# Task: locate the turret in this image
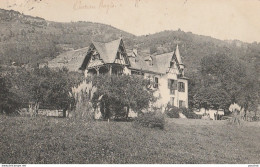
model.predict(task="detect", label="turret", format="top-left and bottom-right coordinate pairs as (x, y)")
top-left (175, 44), bottom-right (185, 76)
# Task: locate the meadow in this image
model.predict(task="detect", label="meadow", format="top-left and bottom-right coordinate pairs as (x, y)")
top-left (0, 116), bottom-right (260, 164)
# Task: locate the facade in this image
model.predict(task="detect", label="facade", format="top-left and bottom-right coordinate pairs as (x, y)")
top-left (79, 38), bottom-right (188, 108)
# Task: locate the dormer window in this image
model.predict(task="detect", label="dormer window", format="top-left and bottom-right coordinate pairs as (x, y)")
top-left (179, 69), bottom-right (184, 77)
top-left (148, 59), bottom-right (152, 66)
top-left (170, 61), bottom-right (174, 68)
top-left (145, 57), bottom-right (153, 66)
top-left (116, 52), bottom-right (122, 60)
top-left (92, 51), bottom-right (99, 60)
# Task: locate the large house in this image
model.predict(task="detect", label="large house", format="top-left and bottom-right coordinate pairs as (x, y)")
top-left (79, 38), bottom-right (188, 108)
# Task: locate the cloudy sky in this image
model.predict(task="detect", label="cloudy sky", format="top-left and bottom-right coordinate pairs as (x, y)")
top-left (1, 0), bottom-right (260, 43)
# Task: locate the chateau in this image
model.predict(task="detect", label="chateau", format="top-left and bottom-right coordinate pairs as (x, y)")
top-left (79, 39), bottom-right (188, 108)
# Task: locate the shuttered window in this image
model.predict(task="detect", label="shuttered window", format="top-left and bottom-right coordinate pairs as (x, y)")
top-left (153, 77), bottom-right (159, 88)
top-left (168, 79), bottom-right (177, 90)
top-left (178, 82), bottom-right (185, 92)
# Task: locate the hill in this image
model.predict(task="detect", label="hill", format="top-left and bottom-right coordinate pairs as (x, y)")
top-left (0, 8), bottom-right (259, 77)
top-left (135, 30), bottom-right (260, 75)
top-left (0, 8), bottom-right (135, 66)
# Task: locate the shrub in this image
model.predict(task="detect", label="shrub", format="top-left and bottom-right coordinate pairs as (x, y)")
top-left (252, 116), bottom-right (259, 122)
top-left (180, 107), bottom-right (201, 119)
top-left (134, 112), bottom-right (165, 130)
top-left (0, 76), bottom-right (21, 115)
top-left (165, 105), bottom-right (180, 118)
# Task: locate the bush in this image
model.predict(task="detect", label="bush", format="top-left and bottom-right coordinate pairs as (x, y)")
top-left (134, 112), bottom-right (165, 130)
top-left (0, 76), bottom-right (21, 115)
top-left (165, 105), bottom-right (180, 118)
top-left (251, 116), bottom-right (259, 122)
top-left (180, 107), bottom-right (201, 119)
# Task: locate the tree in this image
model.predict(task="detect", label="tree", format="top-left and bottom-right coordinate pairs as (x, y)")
top-left (8, 66), bottom-right (83, 115)
top-left (191, 53), bottom-right (259, 114)
top-left (0, 76), bottom-right (20, 114)
top-left (193, 86), bottom-right (231, 110)
top-left (91, 74), bottom-right (156, 120)
top-left (30, 67), bottom-right (82, 112)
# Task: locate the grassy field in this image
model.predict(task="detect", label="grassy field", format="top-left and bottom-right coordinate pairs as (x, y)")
top-left (0, 116), bottom-right (260, 164)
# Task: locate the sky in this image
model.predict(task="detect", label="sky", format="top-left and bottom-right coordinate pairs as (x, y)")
top-left (0, 0), bottom-right (260, 43)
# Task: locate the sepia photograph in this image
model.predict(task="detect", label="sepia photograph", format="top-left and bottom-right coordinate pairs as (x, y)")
top-left (0, 0), bottom-right (259, 165)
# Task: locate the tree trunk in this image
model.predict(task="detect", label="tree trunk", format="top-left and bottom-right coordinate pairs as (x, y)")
top-left (63, 109), bottom-right (66, 117)
top-left (126, 106), bottom-right (130, 120)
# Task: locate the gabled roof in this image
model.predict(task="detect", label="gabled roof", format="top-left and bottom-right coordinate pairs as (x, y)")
top-left (128, 53), bottom-right (151, 72)
top-left (80, 39), bottom-right (184, 75)
top-left (92, 39), bottom-right (122, 63)
top-left (129, 51), bottom-right (174, 74)
top-left (48, 47), bottom-right (88, 71)
top-left (151, 52), bottom-right (174, 73)
top-left (129, 44), bottom-right (184, 75)
top-left (79, 39), bottom-right (125, 70)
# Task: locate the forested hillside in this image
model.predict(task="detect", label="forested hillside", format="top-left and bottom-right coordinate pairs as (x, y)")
top-left (0, 8), bottom-right (259, 77)
top-left (135, 30), bottom-right (260, 75)
top-left (0, 9), bottom-right (134, 66)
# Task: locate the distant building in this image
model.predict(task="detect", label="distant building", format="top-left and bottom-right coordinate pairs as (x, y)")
top-left (79, 39), bottom-right (188, 108)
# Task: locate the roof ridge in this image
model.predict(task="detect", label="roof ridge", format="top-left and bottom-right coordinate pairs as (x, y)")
top-left (153, 51), bottom-right (174, 56)
top-left (92, 38), bottom-right (121, 44)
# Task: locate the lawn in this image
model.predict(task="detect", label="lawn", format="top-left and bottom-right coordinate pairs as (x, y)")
top-left (0, 116), bottom-right (260, 164)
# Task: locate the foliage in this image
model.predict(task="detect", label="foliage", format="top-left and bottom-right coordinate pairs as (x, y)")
top-left (193, 86), bottom-right (231, 110)
top-left (179, 107), bottom-right (201, 119)
top-left (91, 74), bottom-right (156, 119)
top-left (134, 112), bottom-right (165, 129)
top-left (227, 110), bottom-right (243, 126)
top-left (190, 54), bottom-right (259, 114)
top-left (7, 66), bottom-right (83, 111)
top-left (164, 103), bottom-right (180, 118)
top-left (71, 81), bottom-right (97, 120)
top-left (0, 75), bottom-right (21, 114)
top-left (164, 103), bottom-right (201, 119)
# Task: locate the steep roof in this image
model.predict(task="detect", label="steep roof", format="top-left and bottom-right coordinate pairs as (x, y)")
top-left (79, 39), bottom-right (123, 70)
top-left (92, 39), bottom-right (122, 63)
top-left (175, 44), bottom-right (183, 65)
top-left (79, 39), bottom-right (184, 75)
top-left (129, 51), bottom-right (174, 74)
top-left (48, 47), bottom-right (88, 71)
top-left (128, 53), bottom-right (150, 72)
top-left (152, 52), bottom-right (174, 73)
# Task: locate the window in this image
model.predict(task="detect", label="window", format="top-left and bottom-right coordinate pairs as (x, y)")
top-left (170, 61), bottom-right (174, 68)
top-left (145, 59), bottom-right (153, 66)
top-left (149, 59), bottom-right (153, 66)
top-left (168, 79), bottom-right (177, 90)
top-left (147, 75), bottom-right (152, 84)
top-left (179, 100), bottom-right (185, 108)
top-left (153, 77), bottom-right (159, 88)
top-left (116, 52), bottom-right (122, 60)
top-left (170, 89), bottom-right (175, 95)
top-left (178, 82), bottom-right (185, 92)
top-left (92, 52), bottom-right (99, 60)
top-left (179, 69), bottom-right (184, 77)
top-left (170, 97), bottom-right (175, 106)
